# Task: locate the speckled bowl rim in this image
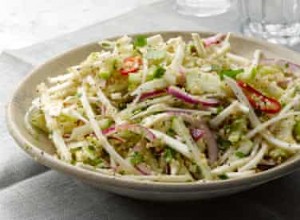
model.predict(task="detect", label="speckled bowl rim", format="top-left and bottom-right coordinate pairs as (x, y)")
top-left (6, 31), bottom-right (300, 193)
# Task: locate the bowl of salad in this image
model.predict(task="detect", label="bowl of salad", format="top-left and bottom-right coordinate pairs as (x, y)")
top-left (7, 31), bottom-right (300, 200)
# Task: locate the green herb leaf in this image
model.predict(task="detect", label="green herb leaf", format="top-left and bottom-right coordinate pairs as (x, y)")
top-left (166, 128), bottom-right (176, 137)
top-left (219, 69), bottom-right (244, 80)
top-left (235, 151), bottom-right (246, 158)
top-left (189, 44), bottom-right (197, 53)
top-left (217, 137), bottom-right (231, 150)
top-left (164, 148), bottom-right (175, 163)
top-left (218, 174), bottom-right (229, 180)
top-left (134, 35), bottom-right (147, 47)
top-left (249, 67), bottom-right (258, 79)
top-left (99, 41), bottom-right (113, 49)
top-left (88, 158), bottom-right (103, 166)
top-left (130, 152), bottom-right (144, 165)
top-left (153, 66), bottom-right (166, 78)
top-left (284, 62), bottom-right (289, 68)
top-left (216, 106), bottom-right (224, 114)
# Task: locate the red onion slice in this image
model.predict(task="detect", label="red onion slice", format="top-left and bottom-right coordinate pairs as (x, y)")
top-left (199, 123), bottom-right (218, 164)
top-left (167, 86), bottom-right (219, 106)
top-left (102, 124), bottom-right (156, 141)
top-left (132, 143), bottom-right (152, 175)
top-left (102, 126), bottom-right (115, 135)
top-left (136, 163), bottom-right (152, 175)
top-left (190, 128), bottom-right (205, 141)
top-left (203, 34), bottom-right (226, 47)
top-left (109, 135), bottom-right (126, 143)
top-left (179, 115), bottom-right (218, 163)
top-left (139, 89), bottom-right (166, 101)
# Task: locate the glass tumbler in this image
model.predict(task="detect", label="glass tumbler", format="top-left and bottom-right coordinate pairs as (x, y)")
top-left (176, 0), bottom-right (231, 17)
top-left (240, 0), bottom-right (300, 46)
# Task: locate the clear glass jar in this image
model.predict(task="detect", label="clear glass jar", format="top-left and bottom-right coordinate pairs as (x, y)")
top-left (240, 0), bottom-right (300, 46)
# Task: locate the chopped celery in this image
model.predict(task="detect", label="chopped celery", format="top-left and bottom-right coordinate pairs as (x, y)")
top-left (57, 114), bottom-right (78, 134)
top-left (128, 72), bottom-right (142, 84)
top-left (83, 146), bottom-right (98, 160)
top-left (228, 132), bottom-right (241, 143)
top-left (275, 116), bottom-right (295, 143)
top-left (99, 118), bottom-right (113, 130)
top-left (227, 117), bottom-right (247, 143)
top-left (258, 65), bottom-right (280, 75)
top-left (269, 148), bottom-right (289, 162)
top-left (128, 72), bottom-right (142, 91)
top-left (237, 139), bottom-right (253, 155)
top-left (30, 110), bottom-right (48, 133)
top-left (133, 35), bottom-right (147, 47)
top-left (98, 71), bottom-right (111, 80)
top-left (186, 69), bottom-right (222, 95)
top-left (250, 66), bottom-right (258, 80)
top-left (146, 49), bottom-right (166, 60)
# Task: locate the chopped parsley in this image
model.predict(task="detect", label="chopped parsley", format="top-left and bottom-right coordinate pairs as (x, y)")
top-left (153, 66), bottom-right (166, 78)
top-left (130, 152), bottom-right (144, 165)
top-left (133, 35), bottom-right (147, 48)
top-left (250, 67), bottom-right (258, 79)
top-left (284, 62), bottom-right (289, 68)
top-left (164, 148), bottom-right (175, 163)
top-left (235, 151), bottom-right (246, 158)
top-left (218, 174), bottom-right (229, 180)
top-left (217, 137), bottom-right (231, 150)
top-left (216, 105), bottom-right (224, 114)
top-left (219, 69), bottom-right (244, 80)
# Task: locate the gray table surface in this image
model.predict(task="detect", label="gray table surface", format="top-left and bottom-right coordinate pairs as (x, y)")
top-left (1, 1), bottom-right (300, 219)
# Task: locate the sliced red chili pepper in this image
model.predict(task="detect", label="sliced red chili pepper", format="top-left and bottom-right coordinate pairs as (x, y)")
top-left (237, 80), bottom-right (281, 114)
top-left (119, 56), bottom-right (142, 76)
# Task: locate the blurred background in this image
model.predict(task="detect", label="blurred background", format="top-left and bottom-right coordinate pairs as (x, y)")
top-left (0, 0), bottom-right (159, 52)
top-left (1, 0), bottom-right (299, 54)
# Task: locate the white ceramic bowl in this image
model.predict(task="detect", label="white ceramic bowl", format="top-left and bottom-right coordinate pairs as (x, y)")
top-left (6, 31), bottom-right (300, 201)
